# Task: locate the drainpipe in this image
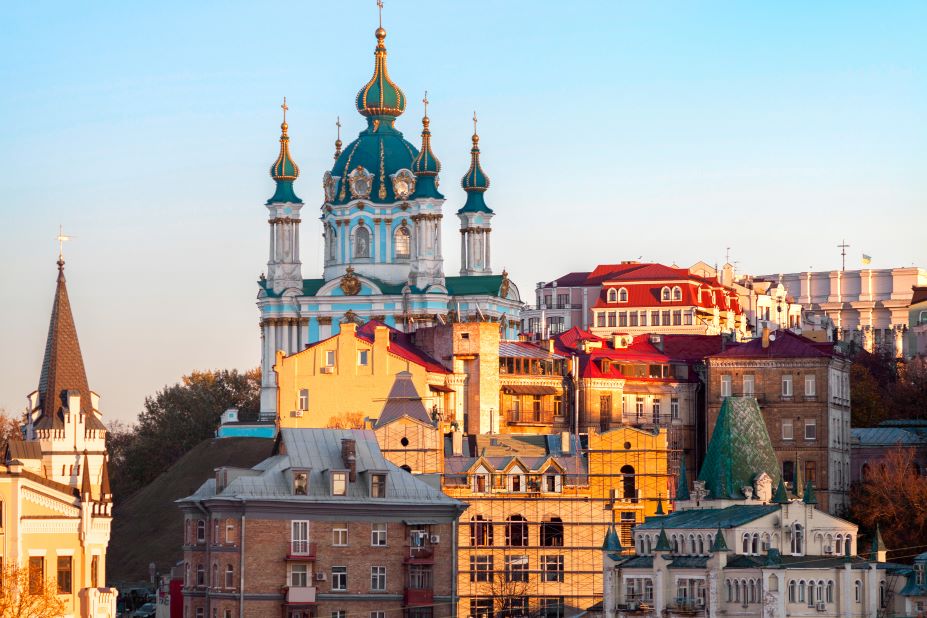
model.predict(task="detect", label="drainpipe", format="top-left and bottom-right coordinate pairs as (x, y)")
top-left (451, 516), bottom-right (458, 617)
top-left (194, 501), bottom-right (211, 617)
top-left (239, 501), bottom-right (246, 618)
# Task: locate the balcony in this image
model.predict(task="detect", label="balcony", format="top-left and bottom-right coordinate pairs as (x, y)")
top-left (285, 586), bottom-right (317, 604)
top-left (287, 541), bottom-right (317, 560)
top-left (404, 546), bottom-right (435, 564)
top-left (506, 409), bottom-right (555, 426)
top-left (668, 598), bottom-right (705, 615)
top-left (403, 588), bottom-right (434, 607)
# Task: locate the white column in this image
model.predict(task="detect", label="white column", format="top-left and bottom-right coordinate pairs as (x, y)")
top-left (373, 219), bottom-right (380, 263)
top-left (484, 230), bottom-right (491, 272)
top-left (268, 224), bottom-right (274, 263)
top-left (293, 220), bottom-right (300, 264)
top-left (460, 231), bottom-right (467, 273)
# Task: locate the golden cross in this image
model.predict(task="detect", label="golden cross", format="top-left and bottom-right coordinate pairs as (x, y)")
top-left (377, 0), bottom-right (383, 28)
top-left (336, 116), bottom-right (341, 140)
top-left (56, 225), bottom-right (72, 260)
top-left (281, 96), bottom-right (288, 123)
top-left (473, 110), bottom-right (478, 135)
top-left (423, 91), bottom-right (428, 117)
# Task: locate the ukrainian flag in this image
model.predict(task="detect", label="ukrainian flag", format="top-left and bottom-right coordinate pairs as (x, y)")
top-left (862, 254), bottom-right (872, 265)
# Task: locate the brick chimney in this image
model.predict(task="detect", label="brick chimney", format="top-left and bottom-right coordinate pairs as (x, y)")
top-left (762, 327), bottom-right (770, 349)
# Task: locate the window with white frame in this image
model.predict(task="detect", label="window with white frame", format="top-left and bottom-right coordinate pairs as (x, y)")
top-left (332, 471), bottom-right (347, 496)
top-left (721, 375), bottom-right (732, 398)
top-left (619, 288), bottom-right (628, 302)
top-left (805, 420), bottom-right (816, 441)
top-left (331, 566), bottom-right (347, 591)
top-left (805, 374), bottom-right (816, 397)
top-left (635, 397), bottom-right (644, 417)
top-left (743, 374), bottom-right (755, 395)
top-left (671, 397), bottom-right (680, 419)
top-left (672, 286), bottom-right (682, 301)
top-left (332, 523), bottom-right (348, 546)
top-left (782, 374), bottom-right (793, 397)
top-left (370, 566), bottom-right (386, 591)
top-left (607, 288), bottom-right (618, 303)
top-left (298, 389), bottom-right (309, 411)
top-left (291, 520), bottom-right (309, 554)
top-left (289, 563), bottom-right (309, 587)
top-left (371, 613), bottom-right (386, 618)
top-left (370, 473), bottom-right (387, 498)
top-left (325, 350), bottom-right (336, 367)
top-left (371, 523), bottom-right (387, 546)
top-left (661, 287), bottom-right (671, 301)
top-left (782, 420), bottom-right (793, 441)
top-left (541, 555), bottom-right (564, 582)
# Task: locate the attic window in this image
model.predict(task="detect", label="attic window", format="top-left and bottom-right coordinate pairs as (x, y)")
top-left (371, 473), bottom-right (387, 498)
top-left (293, 472), bottom-right (308, 495)
top-left (332, 471), bottom-right (347, 496)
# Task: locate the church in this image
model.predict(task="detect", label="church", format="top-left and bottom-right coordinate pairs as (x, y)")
top-left (256, 19), bottom-right (523, 418)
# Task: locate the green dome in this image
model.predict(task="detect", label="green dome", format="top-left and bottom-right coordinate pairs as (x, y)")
top-left (330, 120), bottom-right (420, 204)
top-left (458, 132), bottom-right (493, 214)
top-left (268, 120), bottom-right (302, 204)
top-left (411, 113), bottom-right (443, 199)
top-left (355, 28), bottom-right (406, 119)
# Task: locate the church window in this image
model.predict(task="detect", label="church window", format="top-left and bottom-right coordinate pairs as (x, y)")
top-left (607, 288), bottom-right (617, 303)
top-left (353, 225), bottom-right (370, 259)
top-left (791, 523), bottom-right (804, 555)
top-left (327, 225), bottom-right (338, 261)
top-left (394, 226), bottom-right (410, 259)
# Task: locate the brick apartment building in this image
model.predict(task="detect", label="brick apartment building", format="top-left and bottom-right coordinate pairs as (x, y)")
top-left (177, 428), bottom-right (465, 618)
top-left (704, 330), bottom-right (851, 514)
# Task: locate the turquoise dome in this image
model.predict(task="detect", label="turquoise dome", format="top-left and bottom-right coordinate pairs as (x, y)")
top-left (330, 121), bottom-right (419, 204)
top-left (268, 120), bottom-right (302, 204)
top-left (458, 132), bottom-right (492, 214)
top-left (355, 28), bottom-right (406, 119)
top-left (411, 113), bottom-right (443, 199)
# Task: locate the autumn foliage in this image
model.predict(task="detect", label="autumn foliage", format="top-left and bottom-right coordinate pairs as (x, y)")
top-left (0, 562), bottom-right (66, 618)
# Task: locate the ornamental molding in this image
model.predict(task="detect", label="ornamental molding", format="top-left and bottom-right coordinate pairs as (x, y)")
top-left (499, 377), bottom-right (565, 388)
top-left (20, 518), bottom-right (80, 535)
top-left (583, 378), bottom-right (627, 390)
top-left (708, 359), bottom-right (829, 369)
top-left (22, 488), bottom-right (80, 517)
top-left (348, 166), bottom-right (373, 200)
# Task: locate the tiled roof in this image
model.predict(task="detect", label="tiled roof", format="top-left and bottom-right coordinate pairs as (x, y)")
top-left (355, 321), bottom-right (450, 374)
top-left (636, 505), bottom-right (779, 530)
top-left (710, 330), bottom-right (832, 360)
top-left (661, 335), bottom-right (733, 362)
top-left (6, 440), bottom-right (42, 461)
top-left (373, 372), bottom-right (434, 429)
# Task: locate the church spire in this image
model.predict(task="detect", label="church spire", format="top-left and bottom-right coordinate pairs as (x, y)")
top-left (355, 23), bottom-right (406, 122)
top-left (37, 255), bottom-right (92, 423)
top-left (81, 451), bottom-right (92, 499)
top-left (268, 97), bottom-right (302, 204)
top-left (458, 112), bottom-right (493, 214)
top-left (411, 92), bottom-right (443, 199)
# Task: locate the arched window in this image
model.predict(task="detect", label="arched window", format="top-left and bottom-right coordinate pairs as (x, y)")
top-left (620, 465), bottom-right (636, 499)
top-left (743, 533), bottom-right (751, 554)
top-left (845, 535), bottom-right (852, 556)
top-left (394, 226), bottom-right (410, 259)
top-left (689, 534), bottom-right (696, 555)
top-left (505, 515), bottom-right (528, 547)
top-left (185, 562), bottom-right (191, 587)
top-left (607, 288), bottom-right (618, 303)
top-left (854, 580), bottom-right (862, 603)
top-left (196, 520), bottom-right (206, 543)
top-left (673, 535), bottom-right (681, 554)
top-left (861, 462), bottom-right (871, 479)
top-left (661, 287), bottom-right (671, 301)
top-left (353, 225), bottom-right (370, 258)
top-left (752, 533), bottom-right (759, 555)
top-left (672, 286), bottom-right (682, 301)
top-left (327, 225), bottom-right (338, 261)
top-left (196, 564), bottom-right (205, 587)
top-left (798, 580), bottom-right (805, 603)
top-left (213, 519), bottom-right (219, 544)
top-left (646, 536), bottom-right (653, 555)
top-left (697, 535), bottom-right (704, 555)
top-left (750, 580), bottom-right (758, 603)
top-left (211, 563), bottom-right (218, 587)
top-left (726, 579), bottom-right (733, 602)
top-left (826, 580), bottom-right (834, 603)
top-left (470, 515), bottom-right (493, 546)
top-left (791, 523), bottom-right (804, 555)
top-left (879, 581), bottom-right (886, 608)
top-left (540, 517), bottom-right (564, 547)
top-left (833, 534), bottom-right (841, 554)
top-left (619, 288), bottom-right (628, 302)
top-left (225, 564), bottom-right (234, 589)
top-left (788, 580), bottom-right (796, 603)
top-left (807, 581), bottom-right (815, 607)
top-left (734, 580), bottom-right (740, 603)
top-left (762, 533), bottom-right (771, 551)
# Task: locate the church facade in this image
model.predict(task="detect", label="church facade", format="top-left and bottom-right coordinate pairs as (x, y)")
top-left (257, 23), bottom-right (523, 419)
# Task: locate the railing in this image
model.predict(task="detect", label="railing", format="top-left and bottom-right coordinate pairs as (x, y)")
top-left (288, 541), bottom-right (317, 558)
top-left (79, 587), bottom-right (118, 616)
top-left (532, 303), bottom-right (583, 311)
top-left (403, 588), bottom-right (434, 606)
top-left (405, 546), bottom-right (435, 562)
top-left (285, 586), bottom-right (317, 604)
top-left (669, 597), bottom-right (705, 613)
top-left (506, 409), bottom-right (555, 425)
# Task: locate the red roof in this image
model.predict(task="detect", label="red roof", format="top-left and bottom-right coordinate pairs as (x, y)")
top-left (355, 321), bottom-right (451, 374)
top-left (709, 330), bottom-right (831, 360)
top-left (590, 264), bottom-right (742, 313)
top-left (543, 271), bottom-right (591, 288)
top-left (661, 334), bottom-right (734, 361)
top-left (912, 286), bottom-right (927, 305)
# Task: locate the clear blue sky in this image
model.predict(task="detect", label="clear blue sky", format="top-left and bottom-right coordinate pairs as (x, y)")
top-left (1, 1), bottom-right (924, 424)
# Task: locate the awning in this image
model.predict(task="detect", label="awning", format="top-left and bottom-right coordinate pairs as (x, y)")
top-left (428, 384), bottom-right (455, 393)
top-left (501, 385), bottom-right (560, 396)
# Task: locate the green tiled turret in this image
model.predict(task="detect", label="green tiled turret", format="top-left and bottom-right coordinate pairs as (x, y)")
top-left (411, 99), bottom-right (443, 199)
top-left (458, 114), bottom-right (493, 214)
top-left (772, 478), bottom-right (790, 504)
top-left (698, 397), bottom-right (781, 500)
top-left (802, 479), bottom-right (817, 504)
top-left (602, 524), bottom-right (622, 552)
top-left (710, 526), bottom-right (730, 553)
top-left (676, 456), bottom-right (690, 501)
top-left (654, 524), bottom-right (671, 552)
top-left (268, 104), bottom-right (302, 205)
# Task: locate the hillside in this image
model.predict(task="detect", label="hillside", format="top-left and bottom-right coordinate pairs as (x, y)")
top-left (107, 436), bottom-right (274, 585)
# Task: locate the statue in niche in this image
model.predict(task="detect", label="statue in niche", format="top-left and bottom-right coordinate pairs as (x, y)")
top-left (354, 226), bottom-right (370, 259)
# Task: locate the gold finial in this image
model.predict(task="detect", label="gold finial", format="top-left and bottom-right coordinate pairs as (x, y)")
top-left (334, 116), bottom-right (343, 159)
top-left (280, 96), bottom-right (289, 133)
top-left (423, 91), bottom-right (429, 118)
top-left (56, 225), bottom-right (72, 266)
top-left (472, 111), bottom-right (479, 145)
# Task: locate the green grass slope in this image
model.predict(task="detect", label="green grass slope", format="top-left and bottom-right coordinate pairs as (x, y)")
top-left (107, 437), bottom-right (274, 585)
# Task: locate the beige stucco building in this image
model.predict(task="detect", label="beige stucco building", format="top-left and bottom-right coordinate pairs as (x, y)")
top-left (3, 259), bottom-right (116, 617)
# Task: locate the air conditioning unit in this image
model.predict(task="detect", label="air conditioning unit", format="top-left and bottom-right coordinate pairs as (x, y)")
top-left (824, 545), bottom-right (833, 554)
top-left (315, 572), bottom-right (326, 581)
top-left (320, 366), bottom-right (335, 374)
top-left (430, 534), bottom-right (440, 544)
top-left (816, 602), bottom-right (826, 612)
top-left (291, 410), bottom-right (303, 418)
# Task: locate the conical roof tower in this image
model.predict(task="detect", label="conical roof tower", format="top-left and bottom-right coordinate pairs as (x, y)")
top-left (698, 397), bottom-right (781, 500)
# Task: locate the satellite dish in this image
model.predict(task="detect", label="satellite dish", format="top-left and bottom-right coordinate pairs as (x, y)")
top-left (769, 334), bottom-right (777, 341)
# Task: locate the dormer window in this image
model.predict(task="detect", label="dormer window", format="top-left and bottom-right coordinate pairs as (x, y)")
top-left (618, 288), bottom-right (628, 302)
top-left (332, 471), bottom-right (347, 496)
top-left (607, 288), bottom-right (618, 303)
top-left (672, 286), bottom-right (682, 301)
top-left (545, 473), bottom-right (560, 493)
top-left (293, 471), bottom-right (308, 495)
top-left (371, 473), bottom-right (387, 498)
top-left (472, 472), bottom-right (489, 493)
top-left (661, 287), bottom-right (671, 301)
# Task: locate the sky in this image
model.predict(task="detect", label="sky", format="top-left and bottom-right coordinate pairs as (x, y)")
top-left (0, 1), bottom-right (924, 424)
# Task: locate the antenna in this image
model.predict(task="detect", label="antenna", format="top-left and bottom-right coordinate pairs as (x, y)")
top-left (837, 240), bottom-right (849, 272)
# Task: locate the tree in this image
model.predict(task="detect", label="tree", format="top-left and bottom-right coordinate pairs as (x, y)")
top-left (107, 368), bottom-right (260, 502)
top-left (0, 561), bottom-right (67, 618)
top-left (849, 447), bottom-right (927, 557)
top-left (0, 408), bottom-right (24, 456)
top-left (480, 570), bottom-right (536, 617)
top-left (325, 412), bottom-right (366, 429)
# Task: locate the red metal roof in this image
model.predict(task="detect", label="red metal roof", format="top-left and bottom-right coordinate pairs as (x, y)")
top-left (355, 321), bottom-right (451, 374)
top-left (543, 271), bottom-right (591, 288)
top-left (912, 286), bottom-right (927, 306)
top-left (710, 330), bottom-right (831, 360)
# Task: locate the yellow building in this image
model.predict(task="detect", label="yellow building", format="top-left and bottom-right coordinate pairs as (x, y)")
top-left (3, 259), bottom-right (116, 617)
top-left (274, 320), bottom-right (456, 428)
